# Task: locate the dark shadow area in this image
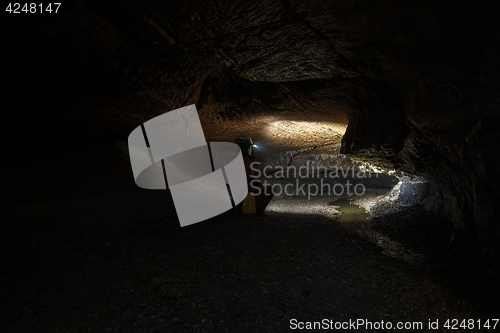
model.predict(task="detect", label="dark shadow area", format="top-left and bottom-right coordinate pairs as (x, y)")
top-left (371, 205), bottom-right (500, 316)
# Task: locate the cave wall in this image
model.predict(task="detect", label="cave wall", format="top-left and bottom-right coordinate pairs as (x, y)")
top-left (2, 0), bottom-right (499, 253)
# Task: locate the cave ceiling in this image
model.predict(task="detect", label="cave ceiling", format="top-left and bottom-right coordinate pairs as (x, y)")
top-left (2, 0), bottom-right (498, 161)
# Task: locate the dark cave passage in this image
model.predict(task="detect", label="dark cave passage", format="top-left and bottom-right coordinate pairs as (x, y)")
top-left (2, 0), bottom-right (500, 332)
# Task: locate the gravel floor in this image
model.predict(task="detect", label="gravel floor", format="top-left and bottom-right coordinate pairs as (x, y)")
top-left (1, 142), bottom-right (498, 332)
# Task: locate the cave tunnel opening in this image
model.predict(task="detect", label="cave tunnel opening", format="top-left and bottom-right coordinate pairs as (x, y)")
top-left (2, 0), bottom-right (500, 331)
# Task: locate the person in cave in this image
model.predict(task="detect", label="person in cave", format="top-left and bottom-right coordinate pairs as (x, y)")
top-left (235, 135), bottom-right (274, 216)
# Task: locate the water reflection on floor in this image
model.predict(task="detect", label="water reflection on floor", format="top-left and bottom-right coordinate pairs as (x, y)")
top-left (265, 174), bottom-right (426, 264)
top-left (332, 198), bottom-right (426, 265)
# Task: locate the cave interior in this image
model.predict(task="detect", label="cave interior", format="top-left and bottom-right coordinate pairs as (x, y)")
top-left (2, 0), bottom-right (500, 331)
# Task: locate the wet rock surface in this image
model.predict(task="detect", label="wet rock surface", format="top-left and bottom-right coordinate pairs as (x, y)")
top-left (371, 205), bottom-right (454, 258)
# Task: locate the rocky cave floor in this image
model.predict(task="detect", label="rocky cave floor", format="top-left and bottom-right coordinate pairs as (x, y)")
top-left (1, 141), bottom-right (499, 332)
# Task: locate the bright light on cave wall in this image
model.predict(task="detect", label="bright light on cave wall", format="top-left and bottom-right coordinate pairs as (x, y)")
top-left (265, 120), bottom-right (346, 147)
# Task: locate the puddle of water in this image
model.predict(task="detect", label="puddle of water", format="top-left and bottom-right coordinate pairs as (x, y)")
top-left (332, 198), bottom-right (426, 265)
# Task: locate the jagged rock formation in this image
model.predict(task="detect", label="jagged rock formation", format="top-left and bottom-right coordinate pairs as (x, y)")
top-left (2, 0), bottom-right (499, 253)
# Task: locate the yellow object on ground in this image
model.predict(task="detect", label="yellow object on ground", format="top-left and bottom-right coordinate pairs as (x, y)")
top-left (242, 193), bottom-right (256, 214)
